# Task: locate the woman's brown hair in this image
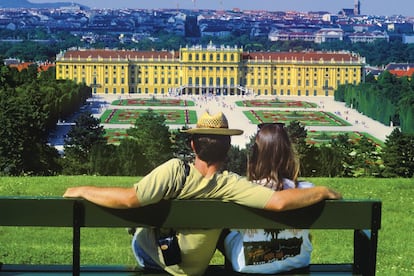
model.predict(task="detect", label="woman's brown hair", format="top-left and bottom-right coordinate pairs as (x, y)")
top-left (247, 123), bottom-right (299, 190)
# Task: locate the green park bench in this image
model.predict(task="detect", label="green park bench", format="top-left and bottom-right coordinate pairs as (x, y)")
top-left (0, 197), bottom-right (381, 276)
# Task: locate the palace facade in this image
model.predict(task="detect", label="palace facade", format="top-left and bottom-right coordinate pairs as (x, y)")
top-left (56, 45), bottom-right (365, 96)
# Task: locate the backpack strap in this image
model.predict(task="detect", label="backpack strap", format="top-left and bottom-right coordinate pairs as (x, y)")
top-left (182, 160), bottom-right (190, 180)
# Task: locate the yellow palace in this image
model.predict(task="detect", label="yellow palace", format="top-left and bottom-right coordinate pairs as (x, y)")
top-left (56, 44), bottom-right (365, 96)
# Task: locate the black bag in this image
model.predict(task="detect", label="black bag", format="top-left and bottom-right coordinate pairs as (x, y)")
top-left (157, 230), bottom-right (182, 266)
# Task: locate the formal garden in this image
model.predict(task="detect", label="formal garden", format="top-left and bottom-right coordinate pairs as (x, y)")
top-left (100, 98), bottom-right (379, 148)
top-left (244, 110), bottom-right (351, 126)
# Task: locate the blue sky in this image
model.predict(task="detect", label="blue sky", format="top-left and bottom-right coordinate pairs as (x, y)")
top-left (30, 0), bottom-right (414, 16)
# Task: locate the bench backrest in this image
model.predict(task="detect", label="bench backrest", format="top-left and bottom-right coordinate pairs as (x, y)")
top-left (0, 197), bottom-right (381, 230)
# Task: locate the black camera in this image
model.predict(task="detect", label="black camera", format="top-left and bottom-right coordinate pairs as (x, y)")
top-left (158, 234), bottom-right (182, 266)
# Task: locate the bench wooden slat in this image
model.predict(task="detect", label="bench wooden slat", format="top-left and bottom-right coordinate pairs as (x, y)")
top-left (0, 197), bottom-right (74, 227)
top-left (82, 199), bottom-right (381, 229)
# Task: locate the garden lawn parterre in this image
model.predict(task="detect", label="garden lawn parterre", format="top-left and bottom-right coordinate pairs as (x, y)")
top-left (235, 99), bottom-right (317, 108)
top-left (307, 130), bottom-right (384, 148)
top-left (111, 98), bottom-right (195, 107)
top-left (100, 109), bottom-right (197, 125)
top-left (244, 110), bottom-right (351, 126)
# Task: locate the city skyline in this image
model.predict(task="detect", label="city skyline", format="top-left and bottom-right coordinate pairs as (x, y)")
top-left (30, 0), bottom-right (414, 16)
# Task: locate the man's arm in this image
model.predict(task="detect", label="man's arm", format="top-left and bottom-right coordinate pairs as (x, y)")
top-left (63, 186), bottom-right (140, 209)
top-left (264, 186), bottom-right (342, 211)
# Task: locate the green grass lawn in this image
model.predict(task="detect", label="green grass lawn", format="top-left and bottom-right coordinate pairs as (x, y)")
top-left (0, 177), bottom-right (413, 275)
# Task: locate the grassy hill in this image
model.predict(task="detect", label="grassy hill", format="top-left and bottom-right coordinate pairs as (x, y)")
top-left (0, 176), bottom-right (413, 275)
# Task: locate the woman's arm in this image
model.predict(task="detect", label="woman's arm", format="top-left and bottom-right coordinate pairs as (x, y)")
top-left (264, 186), bottom-right (342, 211)
top-left (63, 186), bottom-right (140, 209)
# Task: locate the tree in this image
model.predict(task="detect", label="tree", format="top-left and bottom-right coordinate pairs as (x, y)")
top-left (224, 146), bottom-right (247, 176)
top-left (285, 120), bottom-right (311, 176)
top-left (352, 136), bottom-right (381, 177)
top-left (127, 109), bottom-right (173, 173)
top-left (382, 128), bottom-right (414, 177)
top-left (115, 139), bottom-right (147, 176)
top-left (310, 144), bottom-right (343, 177)
top-left (62, 112), bottom-right (106, 175)
top-left (170, 127), bottom-right (193, 161)
top-left (0, 83), bottom-right (61, 175)
top-left (89, 144), bottom-right (118, 176)
top-left (331, 133), bottom-right (355, 177)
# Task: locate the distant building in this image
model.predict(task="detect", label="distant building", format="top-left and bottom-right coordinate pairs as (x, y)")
top-left (7, 61), bottom-right (55, 72)
top-left (314, 28), bottom-right (344, 43)
top-left (402, 34), bottom-right (414, 44)
top-left (339, 9), bottom-right (355, 17)
top-left (354, 0), bottom-right (361, 16)
top-left (56, 45), bottom-right (366, 97)
top-left (386, 63), bottom-right (414, 78)
top-left (200, 26), bottom-right (231, 37)
top-left (348, 31), bottom-right (389, 43)
top-left (268, 30), bottom-right (315, 42)
top-left (338, 0), bottom-right (361, 17)
top-left (387, 23), bottom-right (414, 33)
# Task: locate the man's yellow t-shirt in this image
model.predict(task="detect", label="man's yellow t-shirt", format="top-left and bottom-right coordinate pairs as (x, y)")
top-left (133, 158), bottom-right (274, 276)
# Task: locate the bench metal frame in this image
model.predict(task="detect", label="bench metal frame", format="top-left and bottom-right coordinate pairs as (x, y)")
top-left (0, 197), bottom-right (381, 275)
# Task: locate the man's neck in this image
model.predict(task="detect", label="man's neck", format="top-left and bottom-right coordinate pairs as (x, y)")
top-left (194, 158), bottom-right (220, 178)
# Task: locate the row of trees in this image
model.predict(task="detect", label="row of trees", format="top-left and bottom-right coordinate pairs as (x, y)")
top-left (0, 64), bottom-right (91, 175)
top-left (335, 71), bottom-right (414, 133)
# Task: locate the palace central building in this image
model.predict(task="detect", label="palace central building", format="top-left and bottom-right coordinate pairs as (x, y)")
top-left (56, 44), bottom-right (365, 96)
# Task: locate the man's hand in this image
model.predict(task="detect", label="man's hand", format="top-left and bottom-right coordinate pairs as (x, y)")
top-left (63, 187), bottom-right (83, 198)
top-left (325, 187), bottom-right (343, 200)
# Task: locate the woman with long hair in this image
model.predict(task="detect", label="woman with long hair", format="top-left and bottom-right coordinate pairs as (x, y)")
top-left (223, 123), bottom-right (313, 274)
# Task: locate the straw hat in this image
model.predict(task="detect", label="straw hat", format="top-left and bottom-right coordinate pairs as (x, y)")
top-left (182, 112), bottom-right (243, 136)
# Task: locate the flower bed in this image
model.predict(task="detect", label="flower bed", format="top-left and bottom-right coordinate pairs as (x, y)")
top-left (244, 110), bottom-right (350, 126)
top-left (100, 109), bottom-right (197, 125)
top-left (112, 98), bottom-right (194, 107)
top-left (236, 99), bottom-right (317, 108)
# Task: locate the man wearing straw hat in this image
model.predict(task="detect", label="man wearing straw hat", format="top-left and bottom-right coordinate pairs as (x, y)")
top-left (64, 111), bottom-right (341, 276)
